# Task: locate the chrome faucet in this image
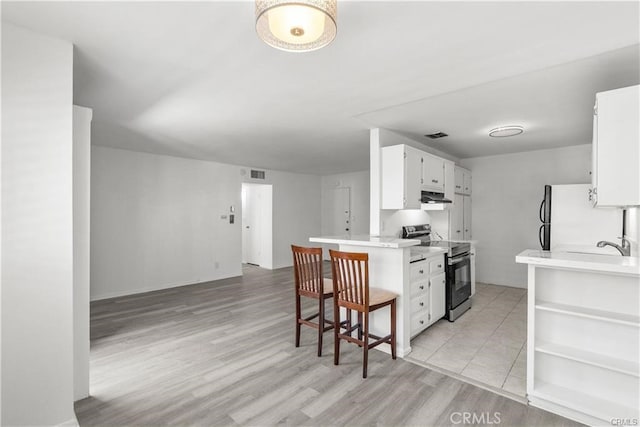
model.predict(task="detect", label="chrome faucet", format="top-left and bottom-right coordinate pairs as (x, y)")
top-left (597, 237), bottom-right (631, 257)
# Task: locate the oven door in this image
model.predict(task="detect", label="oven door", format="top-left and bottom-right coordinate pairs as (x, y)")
top-left (446, 254), bottom-right (471, 309)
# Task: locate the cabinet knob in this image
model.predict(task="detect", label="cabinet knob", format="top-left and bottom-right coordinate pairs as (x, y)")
top-left (419, 302), bottom-right (424, 306)
top-left (419, 269), bottom-right (424, 274)
top-left (432, 179), bottom-right (439, 183)
top-left (456, 230), bottom-right (461, 233)
top-left (437, 264), bottom-right (442, 268)
top-left (420, 320), bottom-right (424, 325)
top-left (419, 285), bottom-right (424, 290)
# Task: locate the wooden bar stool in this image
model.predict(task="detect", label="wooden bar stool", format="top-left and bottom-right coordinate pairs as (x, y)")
top-left (291, 245), bottom-right (334, 357)
top-left (329, 249), bottom-right (397, 378)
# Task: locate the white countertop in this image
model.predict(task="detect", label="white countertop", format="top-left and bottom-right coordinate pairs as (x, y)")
top-left (410, 246), bottom-right (447, 256)
top-left (516, 249), bottom-right (640, 276)
top-left (309, 235), bottom-right (420, 249)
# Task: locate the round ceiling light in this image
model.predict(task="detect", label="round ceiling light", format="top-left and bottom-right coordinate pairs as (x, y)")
top-left (489, 125), bottom-right (524, 138)
top-left (256, 0), bottom-right (337, 52)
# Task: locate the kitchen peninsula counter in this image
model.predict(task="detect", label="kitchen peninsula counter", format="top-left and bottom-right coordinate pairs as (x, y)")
top-left (309, 234), bottom-right (438, 358)
top-left (309, 234), bottom-right (420, 248)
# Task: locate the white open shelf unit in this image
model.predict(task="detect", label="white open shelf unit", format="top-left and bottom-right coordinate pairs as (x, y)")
top-left (527, 267), bottom-right (640, 426)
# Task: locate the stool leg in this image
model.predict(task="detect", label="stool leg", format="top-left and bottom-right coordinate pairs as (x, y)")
top-left (295, 293), bottom-right (301, 348)
top-left (391, 299), bottom-right (397, 360)
top-left (317, 298), bottom-right (324, 357)
top-left (334, 303), bottom-right (341, 366)
top-left (363, 311), bottom-right (369, 378)
top-left (357, 311), bottom-right (363, 343)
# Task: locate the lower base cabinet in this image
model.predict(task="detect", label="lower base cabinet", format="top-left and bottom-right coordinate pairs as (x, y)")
top-left (410, 253), bottom-right (446, 337)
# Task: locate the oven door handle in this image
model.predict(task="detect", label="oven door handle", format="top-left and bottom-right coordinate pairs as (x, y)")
top-left (448, 256), bottom-right (470, 265)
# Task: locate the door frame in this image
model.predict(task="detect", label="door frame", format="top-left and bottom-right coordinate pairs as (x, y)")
top-left (241, 183), bottom-right (273, 269)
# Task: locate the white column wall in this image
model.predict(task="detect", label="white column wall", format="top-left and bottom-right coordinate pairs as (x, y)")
top-left (73, 105), bottom-right (92, 401)
top-left (1, 23), bottom-right (75, 426)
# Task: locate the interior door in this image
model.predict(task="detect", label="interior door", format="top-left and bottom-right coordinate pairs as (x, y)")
top-left (331, 187), bottom-right (351, 234)
top-left (242, 185), bottom-right (262, 265)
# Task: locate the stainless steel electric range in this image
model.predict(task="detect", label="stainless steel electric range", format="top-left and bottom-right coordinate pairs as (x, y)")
top-left (402, 224), bottom-right (472, 321)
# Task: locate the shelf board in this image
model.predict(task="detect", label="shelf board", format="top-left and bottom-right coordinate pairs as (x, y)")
top-left (536, 341), bottom-right (639, 377)
top-left (532, 381), bottom-right (639, 421)
top-left (535, 301), bottom-right (640, 327)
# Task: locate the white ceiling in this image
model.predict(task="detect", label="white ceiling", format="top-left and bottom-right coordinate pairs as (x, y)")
top-left (3, 1), bottom-right (639, 174)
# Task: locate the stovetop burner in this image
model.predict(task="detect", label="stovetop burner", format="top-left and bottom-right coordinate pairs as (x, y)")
top-left (402, 224), bottom-right (470, 258)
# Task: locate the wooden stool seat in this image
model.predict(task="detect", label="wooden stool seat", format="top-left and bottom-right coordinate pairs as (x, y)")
top-left (369, 288), bottom-right (398, 307)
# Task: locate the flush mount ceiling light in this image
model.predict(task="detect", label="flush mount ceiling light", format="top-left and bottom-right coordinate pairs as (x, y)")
top-left (255, 0), bottom-right (337, 52)
top-left (488, 125), bottom-right (524, 138)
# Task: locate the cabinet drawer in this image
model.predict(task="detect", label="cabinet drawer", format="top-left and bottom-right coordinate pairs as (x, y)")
top-left (429, 257), bottom-right (445, 274)
top-left (410, 261), bottom-right (428, 280)
top-left (411, 293), bottom-right (428, 314)
top-left (410, 279), bottom-right (428, 296)
top-left (411, 311), bottom-right (430, 335)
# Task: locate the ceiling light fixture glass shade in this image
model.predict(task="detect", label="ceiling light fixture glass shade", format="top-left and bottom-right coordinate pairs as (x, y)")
top-left (488, 125), bottom-right (524, 137)
top-left (256, 0), bottom-right (337, 52)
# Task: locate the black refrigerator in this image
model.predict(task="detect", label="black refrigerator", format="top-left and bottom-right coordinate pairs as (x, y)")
top-left (538, 185), bottom-right (551, 250)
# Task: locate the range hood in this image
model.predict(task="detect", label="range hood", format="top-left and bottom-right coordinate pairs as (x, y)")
top-left (421, 191), bottom-right (452, 204)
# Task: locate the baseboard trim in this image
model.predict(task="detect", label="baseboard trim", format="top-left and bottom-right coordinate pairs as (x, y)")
top-left (57, 414), bottom-right (79, 427)
top-left (91, 273), bottom-right (243, 301)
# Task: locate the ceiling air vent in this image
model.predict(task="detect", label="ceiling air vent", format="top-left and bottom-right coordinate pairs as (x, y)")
top-left (425, 132), bottom-right (448, 139)
top-left (250, 169), bottom-right (266, 180)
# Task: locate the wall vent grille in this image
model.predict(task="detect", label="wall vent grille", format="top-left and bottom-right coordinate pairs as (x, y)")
top-left (425, 132), bottom-right (448, 139)
top-left (251, 170), bottom-right (266, 179)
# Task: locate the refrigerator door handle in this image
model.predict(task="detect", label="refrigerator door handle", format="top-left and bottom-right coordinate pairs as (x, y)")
top-left (538, 224), bottom-right (545, 249)
top-left (539, 199), bottom-right (546, 223)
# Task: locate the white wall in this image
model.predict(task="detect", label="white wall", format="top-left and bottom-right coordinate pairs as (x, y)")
top-left (242, 168), bottom-right (321, 269)
top-left (91, 146), bottom-right (243, 300)
top-left (91, 148), bottom-right (322, 299)
top-left (1, 23), bottom-right (75, 426)
top-left (73, 105), bottom-right (92, 401)
top-left (461, 144), bottom-right (592, 288)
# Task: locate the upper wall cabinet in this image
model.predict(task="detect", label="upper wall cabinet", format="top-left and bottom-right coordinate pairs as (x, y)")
top-left (454, 166), bottom-right (472, 195)
top-left (381, 144), bottom-right (422, 209)
top-left (421, 154), bottom-right (445, 192)
top-left (592, 85), bottom-right (639, 207)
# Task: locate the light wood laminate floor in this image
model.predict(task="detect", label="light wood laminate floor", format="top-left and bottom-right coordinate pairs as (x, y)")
top-left (75, 265), bottom-right (580, 426)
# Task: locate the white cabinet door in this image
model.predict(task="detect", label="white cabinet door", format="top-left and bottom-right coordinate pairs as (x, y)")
top-left (405, 146), bottom-right (422, 209)
top-left (592, 85), bottom-right (640, 207)
top-left (463, 173), bottom-right (472, 195)
top-left (463, 195), bottom-right (472, 240)
top-left (454, 167), bottom-right (464, 194)
top-left (450, 194), bottom-right (464, 240)
top-left (422, 154), bottom-right (444, 191)
top-left (443, 160), bottom-right (455, 208)
top-left (430, 272), bottom-right (446, 323)
top-left (381, 144), bottom-right (421, 209)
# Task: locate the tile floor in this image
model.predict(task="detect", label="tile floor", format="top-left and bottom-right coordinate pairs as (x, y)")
top-left (406, 283), bottom-right (527, 398)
